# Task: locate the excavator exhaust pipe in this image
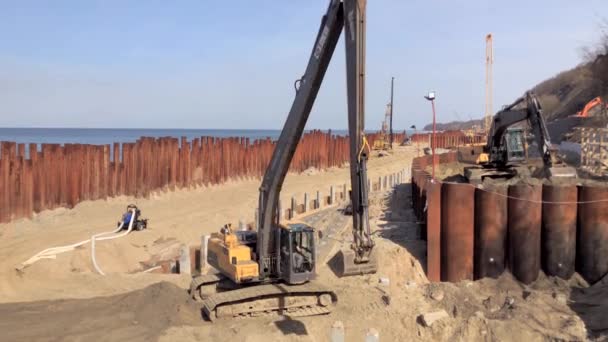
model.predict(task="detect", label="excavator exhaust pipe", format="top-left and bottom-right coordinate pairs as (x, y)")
top-left (333, 248), bottom-right (378, 277)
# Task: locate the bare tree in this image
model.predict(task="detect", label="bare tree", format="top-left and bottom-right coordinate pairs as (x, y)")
top-left (582, 19), bottom-right (608, 95)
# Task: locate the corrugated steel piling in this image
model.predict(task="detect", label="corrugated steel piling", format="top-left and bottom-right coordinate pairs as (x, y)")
top-left (0, 130), bottom-right (380, 224)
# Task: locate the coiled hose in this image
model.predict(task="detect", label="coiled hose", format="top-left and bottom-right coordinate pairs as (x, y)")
top-left (17, 209), bottom-right (137, 274)
top-left (90, 208), bottom-right (136, 275)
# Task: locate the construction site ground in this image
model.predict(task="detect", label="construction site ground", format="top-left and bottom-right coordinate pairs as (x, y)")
top-left (0, 146), bottom-right (606, 341)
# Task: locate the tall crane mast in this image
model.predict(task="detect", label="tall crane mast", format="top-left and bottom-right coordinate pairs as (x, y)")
top-left (484, 33), bottom-right (494, 135)
top-left (389, 77), bottom-right (394, 147)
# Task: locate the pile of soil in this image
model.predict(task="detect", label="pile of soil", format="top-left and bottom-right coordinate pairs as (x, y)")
top-left (0, 281), bottom-right (201, 342)
top-left (570, 275), bottom-right (608, 337)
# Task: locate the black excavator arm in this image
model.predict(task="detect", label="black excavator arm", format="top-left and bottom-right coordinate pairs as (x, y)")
top-left (256, 0), bottom-right (373, 280)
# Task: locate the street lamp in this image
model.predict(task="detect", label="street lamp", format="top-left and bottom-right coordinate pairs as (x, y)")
top-left (424, 91), bottom-right (437, 181)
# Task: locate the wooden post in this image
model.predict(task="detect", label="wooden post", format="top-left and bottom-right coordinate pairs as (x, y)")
top-left (201, 235), bottom-right (210, 271)
top-left (179, 244), bottom-right (191, 275)
top-left (331, 321), bottom-right (345, 342)
top-left (316, 190), bottom-right (321, 209)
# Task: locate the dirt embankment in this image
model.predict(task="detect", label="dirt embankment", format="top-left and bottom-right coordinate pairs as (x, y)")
top-left (0, 282), bottom-right (201, 342)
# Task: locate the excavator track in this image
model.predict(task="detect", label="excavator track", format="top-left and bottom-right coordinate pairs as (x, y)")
top-left (189, 273), bottom-right (226, 301)
top-left (202, 282), bottom-right (337, 321)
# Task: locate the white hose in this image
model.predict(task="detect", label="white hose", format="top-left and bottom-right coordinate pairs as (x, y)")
top-left (16, 209), bottom-right (136, 273)
top-left (91, 208), bottom-right (136, 275)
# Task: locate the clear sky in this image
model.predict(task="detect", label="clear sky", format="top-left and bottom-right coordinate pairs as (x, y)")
top-left (0, 1), bottom-right (605, 130)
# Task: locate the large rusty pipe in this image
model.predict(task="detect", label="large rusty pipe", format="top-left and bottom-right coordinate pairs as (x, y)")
top-left (577, 185), bottom-right (608, 284)
top-left (420, 174), bottom-right (430, 220)
top-left (426, 181), bottom-right (442, 282)
top-left (441, 182), bottom-right (474, 282)
top-left (508, 184), bottom-right (542, 284)
top-left (474, 185), bottom-right (507, 279)
top-left (542, 185), bottom-right (577, 279)
top-left (411, 169), bottom-right (420, 218)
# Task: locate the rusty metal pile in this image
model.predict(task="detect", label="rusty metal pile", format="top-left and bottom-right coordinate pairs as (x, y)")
top-left (410, 131), bottom-right (485, 148)
top-left (0, 130), bottom-right (406, 224)
top-left (411, 152), bottom-right (608, 286)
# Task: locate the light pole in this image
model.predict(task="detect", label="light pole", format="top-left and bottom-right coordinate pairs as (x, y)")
top-left (424, 91), bottom-right (437, 181)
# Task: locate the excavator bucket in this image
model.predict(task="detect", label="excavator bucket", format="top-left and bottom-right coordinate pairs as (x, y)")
top-left (333, 248), bottom-right (378, 277)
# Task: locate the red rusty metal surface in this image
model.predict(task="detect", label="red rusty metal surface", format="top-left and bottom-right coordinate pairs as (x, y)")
top-left (440, 182), bottom-right (475, 282)
top-left (410, 131), bottom-right (486, 149)
top-left (426, 181), bottom-right (442, 282)
top-left (474, 185), bottom-right (507, 279)
top-left (508, 184), bottom-right (542, 284)
top-left (577, 185), bottom-right (608, 284)
top-left (0, 130), bottom-right (412, 223)
top-left (542, 185), bottom-right (577, 279)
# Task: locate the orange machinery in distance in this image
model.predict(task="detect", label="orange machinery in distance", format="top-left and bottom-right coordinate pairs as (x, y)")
top-left (572, 97), bottom-right (606, 118)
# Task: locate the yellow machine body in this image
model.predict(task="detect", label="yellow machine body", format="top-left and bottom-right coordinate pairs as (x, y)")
top-left (207, 231), bottom-right (259, 284)
top-left (372, 133), bottom-right (390, 151)
top-left (476, 152), bottom-right (489, 164)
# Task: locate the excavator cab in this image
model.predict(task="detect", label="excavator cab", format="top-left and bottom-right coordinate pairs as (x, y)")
top-left (503, 128), bottom-right (526, 162)
top-left (278, 223), bottom-right (316, 285)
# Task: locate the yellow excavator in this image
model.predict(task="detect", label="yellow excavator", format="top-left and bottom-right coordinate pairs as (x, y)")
top-left (372, 103), bottom-right (392, 151)
top-left (190, 0), bottom-right (377, 321)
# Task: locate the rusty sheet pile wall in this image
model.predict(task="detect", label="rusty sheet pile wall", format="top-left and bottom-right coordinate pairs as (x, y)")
top-left (0, 130), bottom-right (405, 224)
top-left (410, 131), bottom-right (485, 149)
top-left (411, 153), bottom-right (608, 285)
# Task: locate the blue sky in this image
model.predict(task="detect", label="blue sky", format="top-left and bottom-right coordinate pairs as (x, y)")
top-left (0, 1), bottom-right (605, 129)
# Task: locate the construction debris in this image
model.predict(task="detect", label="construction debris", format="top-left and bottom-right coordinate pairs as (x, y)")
top-left (418, 310), bottom-right (450, 327)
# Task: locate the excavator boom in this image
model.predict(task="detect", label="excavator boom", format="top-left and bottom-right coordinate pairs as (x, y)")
top-left (191, 0), bottom-right (375, 321)
top-left (256, 0), bottom-right (375, 280)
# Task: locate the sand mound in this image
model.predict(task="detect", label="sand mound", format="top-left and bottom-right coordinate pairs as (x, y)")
top-left (0, 281), bottom-right (201, 342)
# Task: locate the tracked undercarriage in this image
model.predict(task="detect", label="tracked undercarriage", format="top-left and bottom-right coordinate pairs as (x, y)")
top-left (190, 274), bottom-right (338, 321)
